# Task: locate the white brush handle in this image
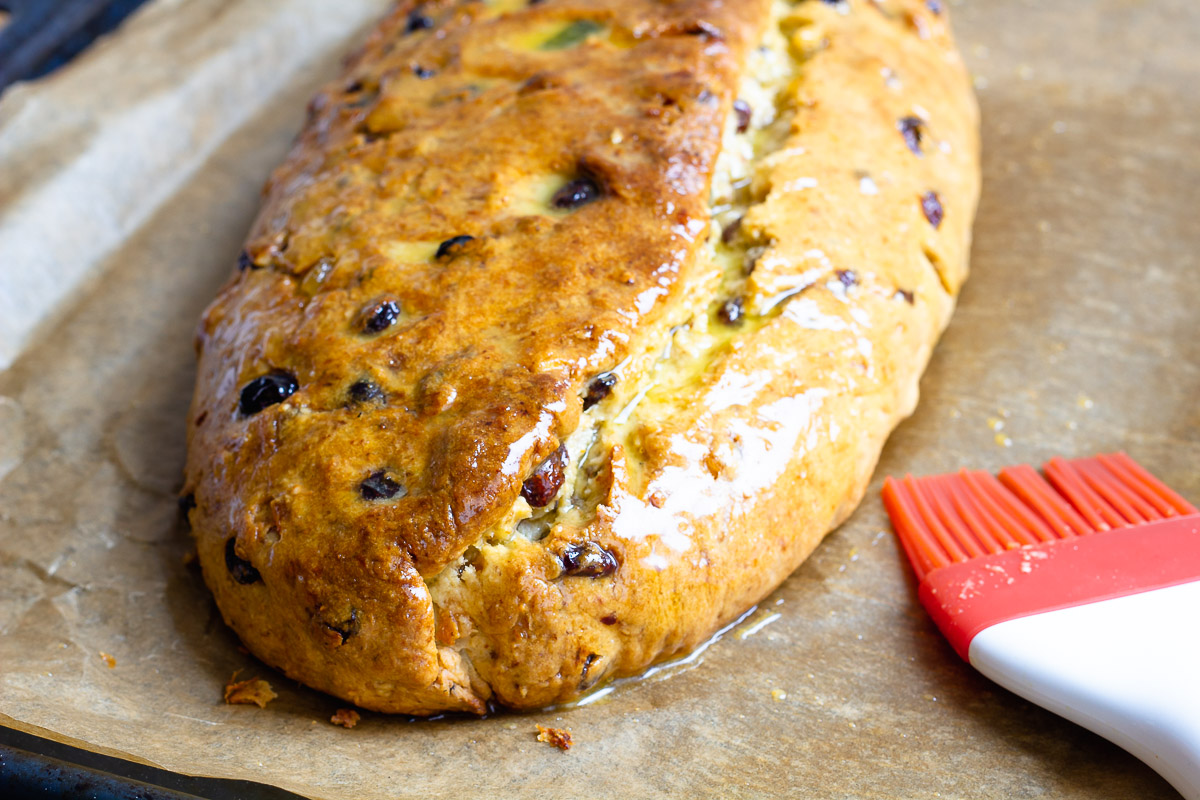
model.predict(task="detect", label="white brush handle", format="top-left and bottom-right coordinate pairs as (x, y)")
top-left (969, 581), bottom-right (1200, 800)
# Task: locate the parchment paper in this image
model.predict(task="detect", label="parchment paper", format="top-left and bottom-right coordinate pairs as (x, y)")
top-left (1, 1), bottom-right (1197, 798)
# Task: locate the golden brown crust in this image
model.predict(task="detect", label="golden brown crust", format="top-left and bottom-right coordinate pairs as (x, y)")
top-left (184, 0), bottom-right (978, 714)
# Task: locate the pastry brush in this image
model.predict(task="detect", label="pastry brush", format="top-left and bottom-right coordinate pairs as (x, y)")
top-left (882, 452), bottom-right (1200, 800)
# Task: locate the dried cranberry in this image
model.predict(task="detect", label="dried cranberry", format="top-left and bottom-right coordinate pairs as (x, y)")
top-left (225, 537), bottom-right (261, 584)
top-left (236, 251), bottom-right (256, 271)
top-left (733, 99), bottom-right (752, 133)
top-left (921, 191), bottom-right (944, 228)
top-left (435, 235), bottom-right (474, 259)
top-left (362, 300), bottom-right (401, 334)
top-left (360, 471), bottom-right (405, 500)
top-left (412, 64), bottom-right (435, 79)
top-left (521, 445), bottom-right (567, 507)
top-left (583, 373), bottom-right (617, 410)
top-left (561, 541), bottom-right (618, 577)
top-left (600, 614), bottom-right (618, 625)
top-left (717, 297), bottom-right (745, 326)
top-left (322, 609), bottom-right (360, 644)
top-left (580, 653), bottom-right (600, 688)
top-left (348, 380), bottom-right (385, 404)
top-left (898, 116), bottom-right (924, 155)
top-left (721, 216), bottom-right (743, 244)
top-left (836, 269), bottom-right (858, 287)
top-left (552, 178), bottom-right (601, 210)
top-left (405, 9), bottom-right (433, 32)
top-left (239, 371), bottom-right (298, 415)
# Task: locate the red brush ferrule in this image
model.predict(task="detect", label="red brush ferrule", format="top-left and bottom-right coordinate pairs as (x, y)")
top-left (918, 514), bottom-right (1200, 662)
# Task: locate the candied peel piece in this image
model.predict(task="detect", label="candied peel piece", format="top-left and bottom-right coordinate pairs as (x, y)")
top-left (536, 724), bottom-right (573, 751)
top-left (331, 708), bottom-right (361, 728)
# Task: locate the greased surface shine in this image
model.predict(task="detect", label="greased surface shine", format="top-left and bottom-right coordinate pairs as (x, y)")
top-left (184, 0), bottom-right (978, 714)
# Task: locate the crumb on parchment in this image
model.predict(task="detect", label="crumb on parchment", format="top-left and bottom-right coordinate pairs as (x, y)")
top-left (99, 652), bottom-right (116, 669)
top-left (331, 708), bottom-right (361, 729)
top-left (224, 672), bottom-right (277, 708)
top-left (536, 724), bottom-right (572, 751)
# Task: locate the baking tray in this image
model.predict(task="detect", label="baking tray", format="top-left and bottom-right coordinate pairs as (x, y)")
top-left (0, 0), bottom-right (153, 93)
top-left (0, 725), bottom-right (303, 799)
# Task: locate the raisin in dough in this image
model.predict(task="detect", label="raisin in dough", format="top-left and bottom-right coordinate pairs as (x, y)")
top-left (184, 0), bottom-right (979, 714)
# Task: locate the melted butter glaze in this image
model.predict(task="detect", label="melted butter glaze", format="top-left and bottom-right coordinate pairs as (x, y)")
top-left (427, 0), bottom-right (976, 709)
top-left (194, 0), bottom-right (767, 571)
top-left (187, 0), bottom-right (775, 713)
top-left (185, 0), bottom-right (978, 714)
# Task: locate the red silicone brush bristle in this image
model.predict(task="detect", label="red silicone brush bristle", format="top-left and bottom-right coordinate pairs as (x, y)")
top-left (881, 453), bottom-right (1197, 580)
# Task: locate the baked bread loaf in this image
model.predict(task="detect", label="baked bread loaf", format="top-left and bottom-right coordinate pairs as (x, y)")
top-left (183, 0), bottom-right (979, 714)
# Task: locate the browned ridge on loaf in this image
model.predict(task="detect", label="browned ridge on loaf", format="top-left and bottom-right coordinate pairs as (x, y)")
top-left (184, 0), bottom-right (979, 714)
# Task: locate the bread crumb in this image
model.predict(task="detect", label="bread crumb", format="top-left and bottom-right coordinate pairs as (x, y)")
top-left (224, 673), bottom-right (277, 708)
top-left (181, 549), bottom-right (198, 567)
top-left (99, 652), bottom-right (116, 669)
top-left (331, 708), bottom-right (361, 729)
top-left (770, 689), bottom-right (787, 701)
top-left (536, 724), bottom-right (572, 751)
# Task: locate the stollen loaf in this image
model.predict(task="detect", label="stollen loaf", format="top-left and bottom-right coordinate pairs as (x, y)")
top-left (183, 0), bottom-right (979, 714)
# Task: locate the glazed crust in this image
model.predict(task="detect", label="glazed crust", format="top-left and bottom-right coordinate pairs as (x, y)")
top-left (184, 0), bottom-right (979, 714)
